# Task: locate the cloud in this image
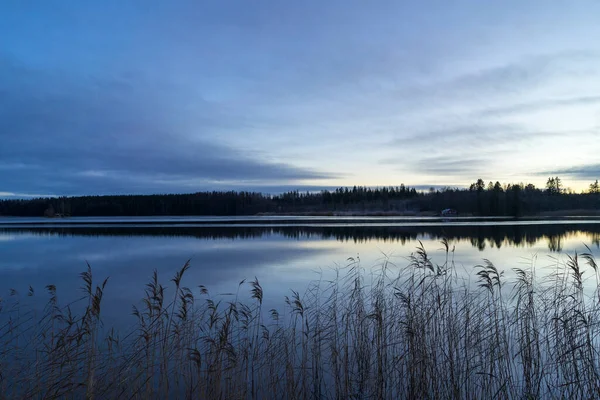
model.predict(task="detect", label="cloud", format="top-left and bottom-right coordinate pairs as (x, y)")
top-left (385, 121), bottom-right (575, 158)
top-left (374, 51), bottom-right (599, 153)
top-left (410, 155), bottom-right (495, 177)
top-left (389, 123), bottom-right (521, 147)
top-left (537, 164), bottom-right (600, 181)
top-left (0, 192), bottom-right (58, 199)
top-left (0, 58), bottom-right (338, 195)
top-left (382, 51), bottom-right (600, 113)
top-left (478, 95), bottom-right (600, 118)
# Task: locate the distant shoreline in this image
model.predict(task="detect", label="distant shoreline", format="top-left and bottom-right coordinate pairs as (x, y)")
top-left (256, 210), bottom-right (441, 217)
top-left (2, 214), bottom-right (600, 227)
top-left (3, 186), bottom-right (600, 219)
top-left (258, 209), bottom-right (600, 218)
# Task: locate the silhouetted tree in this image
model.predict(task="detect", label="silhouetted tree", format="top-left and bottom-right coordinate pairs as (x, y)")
top-left (590, 180), bottom-right (599, 194)
top-left (509, 184), bottom-right (522, 217)
top-left (546, 176), bottom-right (562, 195)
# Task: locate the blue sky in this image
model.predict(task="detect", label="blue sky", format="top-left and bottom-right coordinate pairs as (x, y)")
top-left (1, 1), bottom-right (599, 196)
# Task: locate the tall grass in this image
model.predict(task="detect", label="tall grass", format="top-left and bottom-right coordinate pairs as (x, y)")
top-left (1, 241), bottom-right (600, 399)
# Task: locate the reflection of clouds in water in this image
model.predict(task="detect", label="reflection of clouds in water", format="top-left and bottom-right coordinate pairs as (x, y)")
top-left (0, 226), bottom-right (599, 331)
top-left (0, 234), bottom-right (335, 325)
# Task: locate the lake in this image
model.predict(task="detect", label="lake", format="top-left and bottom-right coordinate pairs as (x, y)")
top-left (1, 216), bottom-right (600, 330)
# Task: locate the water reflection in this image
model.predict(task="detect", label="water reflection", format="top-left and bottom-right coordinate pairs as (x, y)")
top-left (1, 223), bottom-right (599, 330)
top-left (1, 223), bottom-right (600, 252)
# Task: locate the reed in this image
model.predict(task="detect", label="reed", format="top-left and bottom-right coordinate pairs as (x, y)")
top-left (1, 241), bottom-right (599, 399)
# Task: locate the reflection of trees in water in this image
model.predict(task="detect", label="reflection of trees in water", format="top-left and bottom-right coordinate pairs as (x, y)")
top-left (591, 233), bottom-right (600, 248)
top-left (469, 235), bottom-right (486, 251)
top-left (1, 223), bottom-right (600, 252)
top-left (547, 235), bottom-right (563, 252)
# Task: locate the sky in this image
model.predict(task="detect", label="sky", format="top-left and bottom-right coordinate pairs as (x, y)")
top-left (1, 0), bottom-right (600, 197)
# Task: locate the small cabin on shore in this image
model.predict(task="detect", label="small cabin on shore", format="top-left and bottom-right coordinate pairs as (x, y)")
top-left (441, 208), bottom-right (457, 217)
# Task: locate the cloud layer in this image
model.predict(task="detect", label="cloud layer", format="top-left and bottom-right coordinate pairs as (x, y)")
top-left (1, 1), bottom-right (600, 195)
top-left (0, 58), bottom-right (337, 195)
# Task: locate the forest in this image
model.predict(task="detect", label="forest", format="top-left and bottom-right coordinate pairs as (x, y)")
top-left (0, 178), bottom-right (599, 217)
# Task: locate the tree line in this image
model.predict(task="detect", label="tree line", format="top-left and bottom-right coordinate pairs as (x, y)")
top-left (0, 179), bottom-right (598, 217)
top-left (423, 178), bottom-right (600, 216)
top-left (0, 186), bottom-right (419, 217)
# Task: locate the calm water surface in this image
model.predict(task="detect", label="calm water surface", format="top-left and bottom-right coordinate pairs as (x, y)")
top-left (1, 216), bottom-right (599, 329)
